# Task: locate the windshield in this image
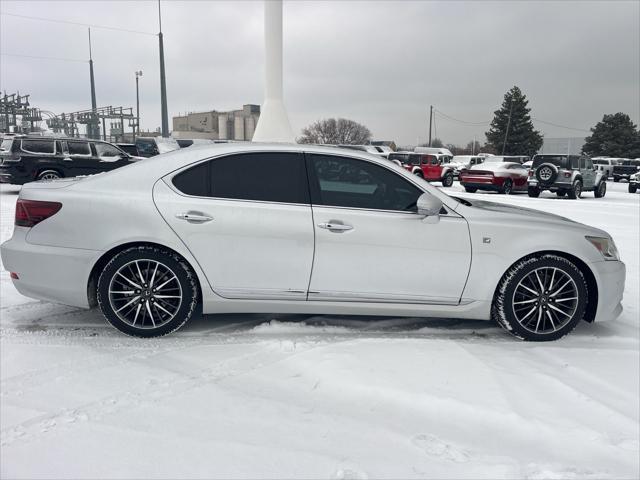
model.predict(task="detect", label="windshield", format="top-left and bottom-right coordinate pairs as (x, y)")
top-left (156, 137), bottom-right (180, 154)
top-left (388, 153), bottom-right (410, 163)
top-left (532, 155), bottom-right (569, 168)
top-left (620, 160), bottom-right (640, 166)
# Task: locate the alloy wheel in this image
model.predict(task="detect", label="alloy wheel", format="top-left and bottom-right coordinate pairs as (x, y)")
top-left (108, 259), bottom-right (183, 329)
top-left (511, 267), bottom-right (579, 335)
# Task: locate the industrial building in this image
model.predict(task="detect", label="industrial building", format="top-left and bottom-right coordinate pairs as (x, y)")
top-left (172, 104), bottom-right (260, 141)
top-left (539, 137), bottom-right (586, 155)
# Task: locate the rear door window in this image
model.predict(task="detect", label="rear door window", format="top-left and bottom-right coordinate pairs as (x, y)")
top-left (172, 152), bottom-right (309, 204)
top-left (68, 141), bottom-right (91, 156)
top-left (21, 139), bottom-right (55, 154)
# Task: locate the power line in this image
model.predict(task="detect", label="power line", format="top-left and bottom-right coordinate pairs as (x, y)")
top-left (434, 108), bottom-right (490, 126)
top-left (532, 117), bottom-right (590, 133)
top-left (1, 12), bottom-right (156, 36)
top-left (1, 52), bottom-right (87, 63)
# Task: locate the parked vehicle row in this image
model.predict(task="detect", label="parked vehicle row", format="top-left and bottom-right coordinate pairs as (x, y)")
top-left (0, 143), bottom-right (625, 341)
top-left (0, 136), bottom-right (141, 185)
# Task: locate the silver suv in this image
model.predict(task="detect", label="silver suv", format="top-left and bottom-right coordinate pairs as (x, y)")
top-left (528, 154), bottom-right (607, 199)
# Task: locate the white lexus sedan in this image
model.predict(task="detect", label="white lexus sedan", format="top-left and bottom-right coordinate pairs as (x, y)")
top-left (0, 144), bottom-right (625, 341)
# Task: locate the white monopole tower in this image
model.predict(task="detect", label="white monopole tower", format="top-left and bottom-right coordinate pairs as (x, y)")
top-left (252, 0), bottom-right (296, 143)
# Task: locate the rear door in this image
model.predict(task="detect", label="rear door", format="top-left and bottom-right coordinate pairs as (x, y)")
top-left (153, 151), bottom-right (315, 300)
top-left (64, 140), bottom-right (97, 176)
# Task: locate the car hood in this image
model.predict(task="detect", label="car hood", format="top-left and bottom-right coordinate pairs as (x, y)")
top-left (456, 198), bottom-right (610, 237)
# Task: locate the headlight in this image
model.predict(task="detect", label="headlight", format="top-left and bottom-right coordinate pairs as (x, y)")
top-left (586, 236), bottom-right (620, 261)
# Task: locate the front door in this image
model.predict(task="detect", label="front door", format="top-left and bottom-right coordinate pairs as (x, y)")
top-left (306, 153), bottom-right (471, 304)
top-left (153, 151), bottom-right (315, 300)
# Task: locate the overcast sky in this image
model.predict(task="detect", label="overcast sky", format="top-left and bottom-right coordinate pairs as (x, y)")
top-left (1, 0), bottom-right (638, 145)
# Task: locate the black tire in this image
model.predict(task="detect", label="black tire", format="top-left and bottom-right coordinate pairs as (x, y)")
top-left (613, 177), bottom-right (619, 183)
top-left (527, 186), bottom-right (541, 197)
top-left (535, 163), bottom-right (558, 186)
top-left (441, 172), bottom-right (454, 187)
top-left (556, 190), bottom-right (566, 197)
top-left (492, 254), bottom-right (588, 341)
top-left (464, 186), bottom-right (478, 193)
top-left (630, 184), bottom-right (638, 193)
top-left (594, 181), bottom-right (606, 198)
top-left (567, 179), bottom-right (582, 199)
top-left (414, 170), bottom-right (424, 178)
top-left (501, 179), bottom-right (513, 195)
top-left (97, 246), bottom-right (198, 338)
top-left (37, 170), bottom-right (63, 181)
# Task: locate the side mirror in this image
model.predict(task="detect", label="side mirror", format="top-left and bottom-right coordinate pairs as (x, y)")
top-left (417, 193), bottom-right (443, 217)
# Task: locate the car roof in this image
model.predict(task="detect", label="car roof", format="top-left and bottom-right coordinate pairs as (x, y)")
top-left (73, 142), bottom-right (462, 211)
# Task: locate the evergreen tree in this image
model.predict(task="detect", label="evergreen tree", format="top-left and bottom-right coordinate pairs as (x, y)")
top-left (582, 113), bottom-right (640, 158)
top-left (485, 86), bottom-right (543, 157)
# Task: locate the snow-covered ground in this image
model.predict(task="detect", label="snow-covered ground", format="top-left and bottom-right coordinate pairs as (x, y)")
top-left (1, 182), bottom-right (638, 479)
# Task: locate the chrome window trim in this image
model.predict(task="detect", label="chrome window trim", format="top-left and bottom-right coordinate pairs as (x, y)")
top-left (162, 149), bottom-right (461, 217)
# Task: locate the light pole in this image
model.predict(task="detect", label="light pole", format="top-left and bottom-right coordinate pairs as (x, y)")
top-left (135, 70), bottom-right (143, 140)
top-left (158, 0), bottom-right (169, 137)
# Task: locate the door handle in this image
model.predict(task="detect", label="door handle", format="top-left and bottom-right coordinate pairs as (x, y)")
top-left (317, 222), bottom-right (353, 232)
top-left (175, 211), bottom-right (213, 223)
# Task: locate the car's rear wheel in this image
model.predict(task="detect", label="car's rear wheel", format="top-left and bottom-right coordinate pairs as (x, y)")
top-left (630, 184), bottom-right (638, 193)
top-left (594, 181), bottom-right (606, 198)
top-left (414, 171), bottom-right (424, 178)
top-left (527, 186), bottom-right (540, 197)
top-left (556, 190), bottom-right (566, 197)
top-left (441, 173), bottom-right (454, 187)
top-left (97, 246), bottom-right (198, 337)
top-left (613, 177), bottom-right (619, 182)
top-left (501, 179), bottom-right (513, 195)
top-left (568, 179), bottom-right (582, 199)
top-left (37, 170), bottom-right (62, 181)
top-left (492, 255), bottom-right (588, 341)
top-left (464, 186), bottom-right (477, 193)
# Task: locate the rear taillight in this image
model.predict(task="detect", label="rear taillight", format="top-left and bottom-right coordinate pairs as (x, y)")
top-left (15, 199), bottom-right (62, 227)
top-left (528, 171), bottom-right (534, 177)
top-left (564, 171), bottom-right (571, 178)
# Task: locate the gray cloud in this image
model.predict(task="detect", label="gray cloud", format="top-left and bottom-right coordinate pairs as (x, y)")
top-left (1, 0), bottom-right (638, 146)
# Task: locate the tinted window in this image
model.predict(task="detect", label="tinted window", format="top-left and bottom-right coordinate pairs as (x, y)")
top-left (173, 161), bottom-right (209, 197)
top-left (172, 153), bottom-right (309, 203)
top-left (21, 139), bottom-right (54, 154)
top-left (308, 154), bottom-right (421, 212)
top-left (136, 139), bottom-right (158, 156)
top-left (211, 153), bottom-right (308, 203)
top-left (68, 141), bottom-right (91, 155)
top-left (95, 143), bottom-right (122, 157)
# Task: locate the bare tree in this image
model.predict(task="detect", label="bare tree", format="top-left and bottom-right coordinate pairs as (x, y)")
top-left (298, 118), bottom-right (372, 145)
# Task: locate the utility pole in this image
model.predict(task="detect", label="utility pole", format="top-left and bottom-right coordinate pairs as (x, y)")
top-left (428, 105), bottom-right (433, 147)
top-left (88, 28), bottom-right (98, 139)
top-left (502, 97), bottom-right (513, 155)
top-left (135, 70), bottom-right (143, 140)
top-left (158, 0), bottom-right (169, 137)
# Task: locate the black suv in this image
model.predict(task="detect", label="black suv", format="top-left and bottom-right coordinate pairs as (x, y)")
top-left (0, 136), bottom-right (140, 185)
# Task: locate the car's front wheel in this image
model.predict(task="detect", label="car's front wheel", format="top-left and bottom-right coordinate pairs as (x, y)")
top-left (492, 255), bottom-right (588, 341)
top-left (97, 246), bottom-right (198, 337)
top-left (464, 186), bottom-right (477, 193)
top-left (630, 184), bottom-right (638, 193)
top-left (594, 181), bottom-right (606, 198)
